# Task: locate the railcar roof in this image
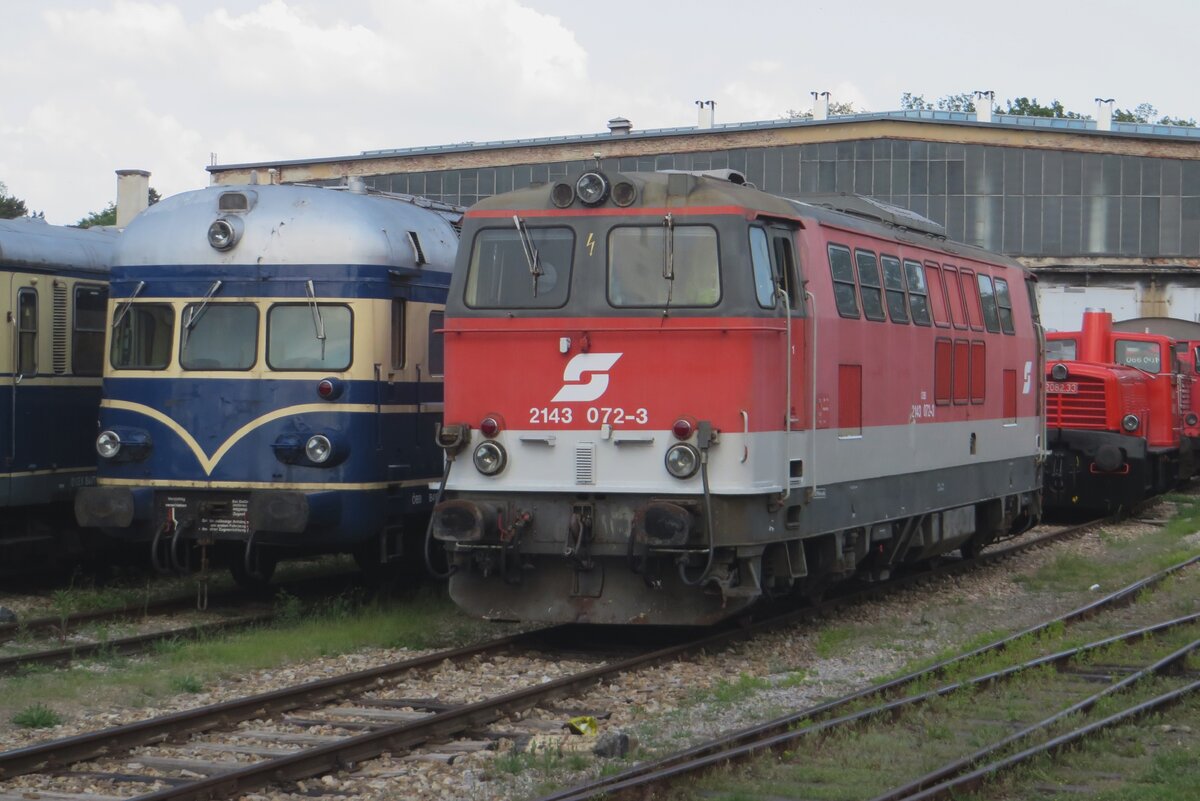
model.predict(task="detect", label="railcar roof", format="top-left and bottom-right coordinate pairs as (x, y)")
top-left (116, 183), bottom-right (460, 272)
top-left (0, 217), bottom-right (116, 273)
top-left (470, 172), bottom-right (1029, 274)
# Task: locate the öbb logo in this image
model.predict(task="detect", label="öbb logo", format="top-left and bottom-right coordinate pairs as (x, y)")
top-left (552, 353), bottom-right (623, 403)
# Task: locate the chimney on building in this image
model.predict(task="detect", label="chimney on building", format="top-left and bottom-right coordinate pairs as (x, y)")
top-left (812, 91), bottom-right (830, 121)
top-left (115, 169), bottom-right (151, 228)
top-left (607, 116), bottom-right (632, 136)
top-left (696, 100), bottom-right (715, 129)
top-left (973, 90), bottom-right (994, 123)
top-left (1095, 98), bottom-right (1115, 132)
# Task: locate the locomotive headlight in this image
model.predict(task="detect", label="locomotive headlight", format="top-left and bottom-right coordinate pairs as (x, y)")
top-left (664, 443), bottom-right (700, 479)
top-left (96, 430), bottom-right (122, 459)
top-left (305, 434), bottom-right (333, 463)
top-left (1188, 413), bottom-right (1199, 427)
top-left (207, 216), bottom-right (243, 251)
top-left (1051, 363), bottom-right (1069, 381)
top-left (473, 441), bottom-right (507, 475)
top-left (1122, 414), bottom-right (1140, 432)
top-left (576, 171), bottom-right (610, 206)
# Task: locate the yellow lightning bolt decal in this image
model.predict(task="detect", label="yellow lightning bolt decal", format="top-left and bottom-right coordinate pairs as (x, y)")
top-left (586, 232), bottom-right (596, 256)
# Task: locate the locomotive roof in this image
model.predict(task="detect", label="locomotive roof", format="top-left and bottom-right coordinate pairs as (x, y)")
top-left (116, 183), bottom-right (460, 273)
top-left (469, 171), bottom-right (1029, 274)
top-left (0, 217), bottom-right (116, 274)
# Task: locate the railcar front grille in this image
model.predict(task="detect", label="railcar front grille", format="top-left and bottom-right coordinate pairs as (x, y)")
top-left (575, 442), bottom-right (595, 485)
top-left (52, 281), bottom-right (68, 374)
top-left (1046, 375), bottom-right (1107, 429)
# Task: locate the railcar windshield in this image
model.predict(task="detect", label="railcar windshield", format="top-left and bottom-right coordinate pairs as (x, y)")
top-left (465, 227), bottom-right (573, 308)
top-left (180, 304), bottom-right (258, 370)
top-left (267, 304), bottom-right (352, 370)
top-left (111, 303), bottom-right (174, 370)
top-left (608, 225), bottom-right (719, 307)
top-left (1115, 339), bottom-right (1162, 373)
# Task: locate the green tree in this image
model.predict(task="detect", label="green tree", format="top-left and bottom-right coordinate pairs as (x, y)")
top-left (1112, 102), bottom-right (1196, 127)
top-left (76, 187), bottom-right (161, 228)
top-left (0, 181), bottom-right (28, 219)
top-left (782, 101), bottom-right (863, 120)
top-left (1000, 97), bottom-right (1088, 119)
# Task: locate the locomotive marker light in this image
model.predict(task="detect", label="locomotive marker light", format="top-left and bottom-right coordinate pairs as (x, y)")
top-left (96, 430), bottom-right (121, 459)
top-left (479, 416), bottom-right (502, 438)
top-left (576, 172), bottom-right (610, 206)
top-left (316, 377), bottom-right (344, 400)
top-left (473, 441), bottom-right (507, 475)
top-left (206, 216), bottom-right (243, 251)
top-left (611, 180), bottom-right (638, 207)
top-left (550, 182), bottom-right (575, 208)
top-left (665, 443), bottom-right (700, 479)
top-left (305, 434), bottom-right (333, 464)
top-left (672, 417), bottom-right (696, 440)
top-left (1122, 414), bottom-right (1141, 432)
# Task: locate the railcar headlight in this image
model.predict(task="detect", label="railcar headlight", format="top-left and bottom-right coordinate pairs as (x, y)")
top-left (96, 430), bottom-right (122, 459)
top-left (473, 441), bottom-right (507, 475)
top-left (664, 443), bottom-right (700, 479)
top-left (550, 182), bottom-right (575, 208)
top-left (576, 171), bottom-right (610, 206)
top-left (305, 434), bottom-right (332, 463)
top-left (1121, 414), bottom-right (1140, 432)
top-left (207, 216), bottom-right (243, 251)
top-left (1051, 363), bottom-right (1069, 381)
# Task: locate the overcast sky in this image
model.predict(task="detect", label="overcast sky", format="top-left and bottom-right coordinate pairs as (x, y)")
top-left (3, 0), bottom-right (1196, 224)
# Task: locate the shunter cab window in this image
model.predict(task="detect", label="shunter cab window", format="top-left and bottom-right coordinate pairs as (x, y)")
top-left (180, 304), bottom-right (258, 370)
top-left (17, 289), bottom-right (37, 376)
top-left (1045, 339), bottom-right (1077, 361)
top-left (267, 304), bottom-right (352, 371)
top-left (880, 256), bottom-right (908, 324)
top-left (73, 284), bottom-right (107, 376)
top-left (465, 227), bottom-right (573, 308)
top-left (1115, 340), bottom-right (1162, 373)
top-left (111, 303), bottom-right (174, 370)
top-left (608, 225), bottom-right (720, 307)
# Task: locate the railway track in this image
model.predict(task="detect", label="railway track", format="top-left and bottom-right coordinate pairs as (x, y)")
top-left (537, 552), bottom-right (1200, 801)
top-left (0, 517), bottom-right (1118, 800)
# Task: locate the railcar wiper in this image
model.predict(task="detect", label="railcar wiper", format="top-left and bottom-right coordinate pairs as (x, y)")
top-left (513, 215), bottom-right (543, 297)
top-left (305, 279), bottom-right (327, 359)
top-left (184, 280), bottom-right (224, 335)
top-left (111, 281), bottom-right (146, 331)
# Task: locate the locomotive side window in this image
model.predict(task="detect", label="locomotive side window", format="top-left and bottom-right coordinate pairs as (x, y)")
top-left (1045, 338), bottom-right (1077, 361)
top-left (428, 310), bottom-right (445, 376)
top-left (267, 304), bottom-right (352, 371)
top-left (608, 225), bottom-right (719, 307)
top-left (111, 303), bottom-right (174, 370)
top-left (993, 277), bottom-right (1016, 334)
top-left (391, 299), bottom-right (406, 369)
top-left (72, 284), bottom-right (108, 376)
top-left (180, 304), bottom-right (257, 370)
top-left (772, 232), bottom-right (803, 313)
top-left (749, 227), bottom-right (775, 308)
top-left (943, 266), bottom-right (969, 330)
top-left (465, 227), bottom-right (573, 309)
top-left (976, 274), bottom-right (1001, 333)
top-left (880, 256), bottom-right (908, 324)
top-left (904, 260), bottom-right (931, 326)
top-left (925, 263), bottom-right (951, 327)
top-left (1115, 339), bottom-right (1161, 373)
top-left (828, 245), bottom-right (858, 318)
top-left (17, 289), bottom-right (37, 376)
top-left (959, 268), bottom-right (984, 331)
top-left (855, 251), bottom-right (886, 322)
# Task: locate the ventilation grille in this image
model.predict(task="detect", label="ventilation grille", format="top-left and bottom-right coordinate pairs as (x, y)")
top-left (52, 281), bottom-right (68, 375)
top-left (1046, 375), bottom-right (1107, 429)
top-left (575, 442), bottom-right (595, 485)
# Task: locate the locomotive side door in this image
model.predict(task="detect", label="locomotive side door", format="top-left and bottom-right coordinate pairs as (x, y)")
top-left (6, 273), bottom-right (41, 505)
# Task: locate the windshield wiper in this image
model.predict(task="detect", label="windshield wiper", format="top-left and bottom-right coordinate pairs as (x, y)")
top-left (183, 280), bottom-right (224, 340)
top-left (305, 279), bottom-right (327, 360)
top-left (513, 215), bottom-right (543, 297)
top-left (662, 213), bottom-right (675, 280)
top-left (111, 281), bottom-right (146, 331)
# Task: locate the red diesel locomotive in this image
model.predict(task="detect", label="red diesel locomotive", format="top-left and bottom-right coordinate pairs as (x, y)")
top-left (1045, 309), bottom-right (1192, 512)
top-left (430, 170), bottom-right (1044, 625)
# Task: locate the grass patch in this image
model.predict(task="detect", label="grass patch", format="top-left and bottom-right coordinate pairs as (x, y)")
top-left (11, 703), bottom-right (62, 728)
top-left (704, 673), bottom-right (772, 705)
top-left (170, 675), bottom-right (204, 694)
top-left (813, 625), bottom-right (855, 657)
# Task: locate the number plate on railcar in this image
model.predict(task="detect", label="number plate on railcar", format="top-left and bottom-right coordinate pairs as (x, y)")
top-left (1046, 381), bottom-right (1079, 394)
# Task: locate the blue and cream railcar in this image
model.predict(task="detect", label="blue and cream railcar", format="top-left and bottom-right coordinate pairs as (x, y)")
top-left (74, 183), bottom-right (460, 581)
top-left (1, 217), bottom-right (114, 565)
